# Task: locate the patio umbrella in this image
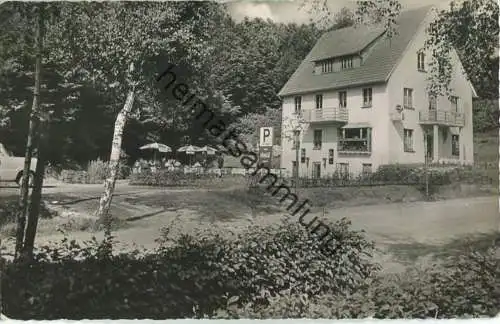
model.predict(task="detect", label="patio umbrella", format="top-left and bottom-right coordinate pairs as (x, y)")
top-left (177, 145), bottom-right (201, 166)
top-left (199, 145), bottom-right (218, 155)
top-left (139, 142), bottom-right (172, 153)
top-left (139, 142), bottom-right (172, 161)
top-left (177, 145), bottom-right (201, 155)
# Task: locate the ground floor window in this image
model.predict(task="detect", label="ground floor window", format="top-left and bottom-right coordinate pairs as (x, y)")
top-left (336, 162), bottom-right (349, 177)
top-left (362, 163), bottom-right (372, 175)
top-left (452, 135), bottom-right (460, 156)
top-left (404, 129), bottom-right (414, 152)
top-left (301, 148), bottom-right (306, 163)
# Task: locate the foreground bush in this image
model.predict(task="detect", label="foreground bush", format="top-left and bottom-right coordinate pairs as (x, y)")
top-left (3, 220), bottom-right (498, 319)
top-left (1, 219), bottom-right (377, 319)
top-left (214, 247), bottom-right (500, 319)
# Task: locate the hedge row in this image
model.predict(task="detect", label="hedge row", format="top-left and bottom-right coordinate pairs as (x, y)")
top-left (60, 168), bottom-right (130, 184)
top-left (2, 219), bottom-right (377, 319)
top-left (291, 165), bottom-right (495, 188)
top-left (59, 159), bottom-right (130, 184)
top-left (128, 165), bottom-right (495, 189)
top-left (128, 170), bottom-right (247, 187)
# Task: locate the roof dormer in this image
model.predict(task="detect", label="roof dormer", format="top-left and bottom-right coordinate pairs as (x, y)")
top-left (311, 25), bottom-right (386, 75)
top-left (314, 55), bottom-right (359, 74)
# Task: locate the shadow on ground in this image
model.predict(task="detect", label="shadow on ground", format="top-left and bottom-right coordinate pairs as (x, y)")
top-left (387, 232), bottom-right (500, 264)
top-left (123, 189), bottom-right (281, 222)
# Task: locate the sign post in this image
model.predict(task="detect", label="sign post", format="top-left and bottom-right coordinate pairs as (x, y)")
top-left (259, 127), bottom-right (274, 169)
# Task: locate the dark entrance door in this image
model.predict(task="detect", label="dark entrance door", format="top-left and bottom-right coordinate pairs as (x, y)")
top-left (426, 133), bottom-right (433, 161)
top-left (312, 162), bottom-right (321, 179)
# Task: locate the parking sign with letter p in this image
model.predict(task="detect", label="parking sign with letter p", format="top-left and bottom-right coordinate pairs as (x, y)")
top-left (259, 127), bottom-right (273, 147)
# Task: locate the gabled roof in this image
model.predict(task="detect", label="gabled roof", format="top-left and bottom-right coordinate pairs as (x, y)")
top-left (278, 6), bottom-right (433, 97)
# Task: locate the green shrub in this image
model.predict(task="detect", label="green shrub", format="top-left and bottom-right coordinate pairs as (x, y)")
top-left (86, 158), bottom-right (109, 183)
top-left (214, 246), bottom-right (500, 319)
top-left (370, 164), bottom-right (421, 183)
top-left (129, 170), bottom-right (245, 187)
top-left (60, 159), bottom-right (130, 184)
top-left (1, 218), bottom-right (378, 319)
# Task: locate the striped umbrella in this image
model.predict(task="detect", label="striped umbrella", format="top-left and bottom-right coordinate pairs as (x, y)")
top-left (177, 145), bottom-right (201, 155)
top-left (139, 142), bottom-right (172, 153)
top-left (139, 142), bottom-right (172, 161)
top-left (199, 145), bottom-right (218, 155)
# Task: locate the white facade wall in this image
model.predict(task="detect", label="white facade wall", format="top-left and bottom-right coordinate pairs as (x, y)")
top-left (280, 11), bottom-right (474, 177)
top-left (386, 10), bottom-right (474, 165)
top-left (281, 84), bottom-right (389, 177)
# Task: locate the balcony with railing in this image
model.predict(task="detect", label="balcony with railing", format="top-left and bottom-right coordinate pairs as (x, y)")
top-left (419, 110), bottom-right (465, 127)
top-left (302, 107), bottom-right (348, 124)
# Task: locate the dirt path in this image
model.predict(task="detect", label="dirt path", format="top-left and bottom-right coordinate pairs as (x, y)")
top-left (1, 182), bottom-right (497, 272)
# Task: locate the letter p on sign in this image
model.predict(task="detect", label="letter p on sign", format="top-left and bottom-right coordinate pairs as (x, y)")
top-left (260, 127), bottom-right (273, 147)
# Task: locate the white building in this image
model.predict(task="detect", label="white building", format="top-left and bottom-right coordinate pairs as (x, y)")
top-left (278, 6), bottom-right (477, 178)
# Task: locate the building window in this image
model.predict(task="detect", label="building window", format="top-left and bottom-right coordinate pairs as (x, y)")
top-left (452, 135), bottom-right (460, 156)
top-left (403, 88), bottom-right (413, 108)
top-left (315, 94), bottom-right (323, 109)
top-left (417, 52), bottom-right (425, 71)
top-left (300, 148), bottom-right (306, 163)
top-left (404, 129), bottom-right (414, 152)
top-left (336, 163), bottom-right (349, 177)
top-left (428, 95), bottom-right (437, 110)
top-left (450, 96), bottom-right (459, 112)
top-left (294, 96), bottom-right (302, 114)
top-left (321, 59), bottom-right (334, 73)
top-left (362, 163), bottom-right (372, 175)
top-left (362, 88), bottom-right (372, 107)
top-left (328, 149), bottom-right (334, 164)
top-left (341, 56), bottom-right (353, 69)
top-left (338, 127), bottom-right (371, 153)
top-left (339, 91), bottom-right (347, 108)
top-left (313, 129), bottom-right (322, 150)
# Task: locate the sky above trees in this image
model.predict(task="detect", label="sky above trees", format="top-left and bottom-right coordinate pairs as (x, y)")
top-left (227, 0), bottom-right (462, 23)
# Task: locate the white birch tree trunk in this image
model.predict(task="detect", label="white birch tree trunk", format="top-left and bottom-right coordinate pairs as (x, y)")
top-left (96, 89), bottom-right (135, 227)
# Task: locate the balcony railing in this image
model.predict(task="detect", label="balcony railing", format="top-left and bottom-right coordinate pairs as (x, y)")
top-left (419, 110), bottom-right (465, 127)
top-left (338, 139), bottom-right (371, 155)
top-left (302, 107), bottom-right (348, 123)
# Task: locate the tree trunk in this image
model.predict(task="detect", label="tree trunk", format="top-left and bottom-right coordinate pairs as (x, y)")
top-left (15, 4), bottom-right (43, 260)
top-left (96, 89), bottom-right (135, 228)
top-left (22, 122), bottom-right (48, 259)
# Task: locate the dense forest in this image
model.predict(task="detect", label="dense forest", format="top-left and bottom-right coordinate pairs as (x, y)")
top-left (0, 0), bottom-right (497, 169)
